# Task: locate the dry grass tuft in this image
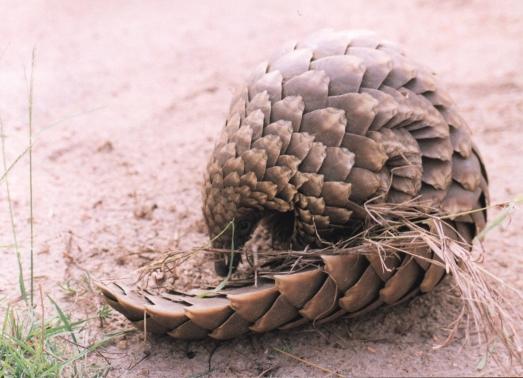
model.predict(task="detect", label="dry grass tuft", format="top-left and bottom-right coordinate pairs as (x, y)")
top-left (138, 197), bottom-right (523, 365)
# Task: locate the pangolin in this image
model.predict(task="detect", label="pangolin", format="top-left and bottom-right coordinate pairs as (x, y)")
top-left (99, 29), bottom-right (488, 340)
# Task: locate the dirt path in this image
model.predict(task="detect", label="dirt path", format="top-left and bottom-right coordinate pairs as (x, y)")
top-left (0, 0), bottom-right (522, 376)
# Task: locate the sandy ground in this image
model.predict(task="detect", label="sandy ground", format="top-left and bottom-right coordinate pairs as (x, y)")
top-left (0, 0), bottom-right (522, 376)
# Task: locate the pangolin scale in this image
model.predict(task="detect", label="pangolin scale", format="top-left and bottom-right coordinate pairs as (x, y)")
top-left (99, 29), bottom-right (488, 340)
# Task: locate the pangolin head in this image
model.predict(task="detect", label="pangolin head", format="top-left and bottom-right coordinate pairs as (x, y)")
top-left (201, 145), bottom-right (299, 276)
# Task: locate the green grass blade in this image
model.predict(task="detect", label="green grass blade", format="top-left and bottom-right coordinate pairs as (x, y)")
top-left (28, 47), bottom-right (36, 307)
top-left (0, 116), bottom-right (27, 301)
top-left (475, 194), bottom-right (523, 241)
top-left (47, 295), bottom-right (79, 347)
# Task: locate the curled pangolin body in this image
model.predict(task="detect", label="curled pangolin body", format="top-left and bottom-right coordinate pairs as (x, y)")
top-left (99, 30), bottom-right (488, 340)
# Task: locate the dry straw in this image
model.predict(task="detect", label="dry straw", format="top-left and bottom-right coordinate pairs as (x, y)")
top-left (138, 197), bottom-right (523, 365)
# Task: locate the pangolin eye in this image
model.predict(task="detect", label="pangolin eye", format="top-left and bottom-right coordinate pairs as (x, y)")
top-left (236, 220), bottom-right (252, 234)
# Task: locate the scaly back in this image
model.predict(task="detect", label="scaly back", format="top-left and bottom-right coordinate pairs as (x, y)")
top-left (202, 29), bottom-right (488, 248)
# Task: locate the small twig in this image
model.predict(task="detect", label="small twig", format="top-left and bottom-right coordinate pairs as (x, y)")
top-left (127, 351), bottom-right (150, 371)
top-left (272, 347), bottom-right (346, 377)
top-left (256, 365), bottom-right (280, 377)
top-left (207, 342), bottom-right (220, 373)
